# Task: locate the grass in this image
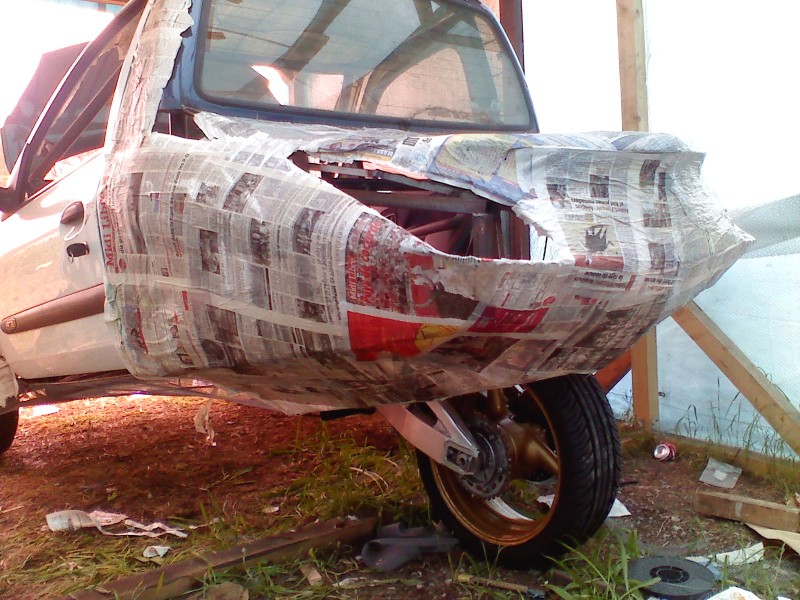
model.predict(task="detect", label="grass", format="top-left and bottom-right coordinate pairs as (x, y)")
top-left (0, 418), bottom-right (427, 599)
top-left (3, 402), bottom-right (799, 599)
top-left (257, 421), bottom-right (426, 526)
top-left (716, 545), bottom-right (800, 599)
top-left (198, 552), bottom-right (427, 600)
top-left (672, 377), bottom-right (798, 462)
top-left (0, 527), bottom-right (156, 598)
top-left (448, 551), bottom-right (531, 599)
top-left (544, 528), bottom-right (656, 600)
top-left (171, 423), bottom-right (430, 597)
top-left (545, 526), bottom-right (800, 600)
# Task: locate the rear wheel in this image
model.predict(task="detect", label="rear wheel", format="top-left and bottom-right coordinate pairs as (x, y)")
top-left (0, 409), bottom-right (19, 455)
top-left (417, 374), bottom-right (620, 569)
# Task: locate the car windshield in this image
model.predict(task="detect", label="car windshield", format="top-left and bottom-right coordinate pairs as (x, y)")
top-left (197, 0), bottom-right (532, 129)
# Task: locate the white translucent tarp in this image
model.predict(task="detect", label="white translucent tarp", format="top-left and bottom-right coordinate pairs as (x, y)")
top-left (521, 0), bottom-right (800, 458)
top-left (609, 194), bottom-right (800, 459)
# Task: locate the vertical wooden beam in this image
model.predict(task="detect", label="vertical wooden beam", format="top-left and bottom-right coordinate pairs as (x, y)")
top-left (483, 0), bottom-right (525, 70)
top-left (617, 0), bottom-right (658, 430)
top-left (498, 0), bottom-right (525, 70)
top-left (631, 332), bottom-right (659, 430)
top-left (616, 0), bottom-right (649, 131)
top-left (0, 142), bottom-right (9, 187)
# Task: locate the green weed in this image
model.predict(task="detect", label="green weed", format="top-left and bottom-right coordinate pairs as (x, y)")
top-left (716, 545), bottom-right (800, 599)
top-left (545, 528), bottom-right (657, 600)
top-left (260, 423), bottom-right (426, 526)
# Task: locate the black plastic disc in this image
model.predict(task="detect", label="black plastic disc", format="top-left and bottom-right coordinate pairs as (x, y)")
top-left (628, 557), bottom-right (716, 599)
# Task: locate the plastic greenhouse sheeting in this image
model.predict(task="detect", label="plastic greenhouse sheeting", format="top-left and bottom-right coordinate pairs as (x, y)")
top-left (609, 194), bottom-right (800, 460)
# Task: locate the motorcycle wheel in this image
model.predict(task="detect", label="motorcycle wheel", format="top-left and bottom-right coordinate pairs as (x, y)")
top-left (0, 409), bottom-right (19, 455)
top-left (417, 374), bottom-right (619, 569)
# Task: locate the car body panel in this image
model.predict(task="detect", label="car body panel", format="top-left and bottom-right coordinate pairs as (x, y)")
top-left (0, 0), bottom-right (751, 414)
top-left (0, 155), bottom-right (122, 378)
top-left (97, 103), bottom-right (750, 412)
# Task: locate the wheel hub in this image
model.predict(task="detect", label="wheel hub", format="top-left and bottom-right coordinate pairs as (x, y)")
top-left (457, 418), bottom-right (510, 499)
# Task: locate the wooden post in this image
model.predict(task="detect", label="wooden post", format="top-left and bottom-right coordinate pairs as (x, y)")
top-left (631, 332), bottom-right (659, 430)
top-left (616, 0), bottom-right (649, 131)
top-left (483, 0), bottom-right (525, 69)
top-left (617, 0), bottom-right (659, 430)
top-left (673, 301), bottom-right (800, 456)
top-left (498, 0), bottom-right (525, 70)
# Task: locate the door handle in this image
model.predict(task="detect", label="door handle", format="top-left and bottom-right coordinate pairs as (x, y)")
top-left (60, 202), bottom-right (85, 241)
top-left (60, 201), bottom-right (85, 225)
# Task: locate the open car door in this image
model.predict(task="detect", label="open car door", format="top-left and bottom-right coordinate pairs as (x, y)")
top-left (0, 4), bottom-right (144, 379)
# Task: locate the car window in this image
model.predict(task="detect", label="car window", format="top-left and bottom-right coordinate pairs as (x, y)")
top-left (25, 9), bottom-right (141, 190)
top-left (198, 0), bottom-right (531, 128)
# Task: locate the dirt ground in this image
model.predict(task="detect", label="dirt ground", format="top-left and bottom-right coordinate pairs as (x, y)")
top-left (1, 395), bottom-right (798, 599)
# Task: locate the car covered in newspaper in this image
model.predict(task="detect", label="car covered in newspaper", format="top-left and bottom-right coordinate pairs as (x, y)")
top-left (0, 0), bottom-right (750, 567)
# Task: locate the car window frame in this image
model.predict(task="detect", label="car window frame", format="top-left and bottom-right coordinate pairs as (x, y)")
top-left (4, 0), bottom-right (147, 213)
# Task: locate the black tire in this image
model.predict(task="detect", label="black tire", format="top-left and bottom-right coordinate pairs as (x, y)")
top-left (417, 374), bottom-right (620, 569)
top-left (0, 409), bottom-right (19, 455)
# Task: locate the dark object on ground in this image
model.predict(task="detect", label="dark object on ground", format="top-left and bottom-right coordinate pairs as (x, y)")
top-left (0, 409), bottom-right (19, 454)
top-left (361, 522), bottom-right (457, 571)
top-left (628, 556), bottom-right (716, 600)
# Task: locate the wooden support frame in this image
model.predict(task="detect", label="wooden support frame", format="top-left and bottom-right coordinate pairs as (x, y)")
top-left (482, 0), bottom-right (525, 68)
top-left (595, 349), bottom-right (632, 394)
top-left (614, 0), bottom-right (800, 456)
top-left (668, 433), bottom-right (800, 481)
top-left (673, 301), bottom-right (800, 456)
top-left (616, 0), bottom-right (649, 131)
top-left (631, 331), bottom-right (659, 431)
top-left (617, 0), bottom-right (660, 430)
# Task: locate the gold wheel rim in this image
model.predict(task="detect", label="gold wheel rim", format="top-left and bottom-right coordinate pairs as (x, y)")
top-left (431, 385), bottom-right (561, 546)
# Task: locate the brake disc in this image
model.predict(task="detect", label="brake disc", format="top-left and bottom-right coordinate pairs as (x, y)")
top-left (457, 417), bottom-right (510, 500)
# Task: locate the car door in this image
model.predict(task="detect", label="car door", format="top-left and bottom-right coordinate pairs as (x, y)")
top-left (0, 3), bottom-right (144, 379)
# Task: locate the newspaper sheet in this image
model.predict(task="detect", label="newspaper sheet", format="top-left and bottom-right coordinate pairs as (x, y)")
top-left (97, 0), bottom-right (752, 413)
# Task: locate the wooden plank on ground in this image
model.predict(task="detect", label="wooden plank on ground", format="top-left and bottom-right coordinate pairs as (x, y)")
top-left (695, 490), bottom-right (800, 532)
top-left (61, 516), bottom-right (377, 600)
top-left (673, 301), bottom-right (800, 456)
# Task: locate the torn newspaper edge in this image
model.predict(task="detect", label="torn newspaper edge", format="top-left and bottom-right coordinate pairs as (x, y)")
top-left (704, 588), bottom-right (765, 600)
top-left (46, 509), bottom-right (188, 538)
top-left (96, 0), bottom-right (753, 413)
top-left (687, 542), bottom-right (765, 568)
top-left (538, 494), bottom-right (630, 518)
top-left (143, 545), bottom-right (171, 558)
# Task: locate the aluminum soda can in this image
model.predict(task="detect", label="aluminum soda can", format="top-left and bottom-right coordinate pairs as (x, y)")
top-left (653, 440), bottom-right (677, 461)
